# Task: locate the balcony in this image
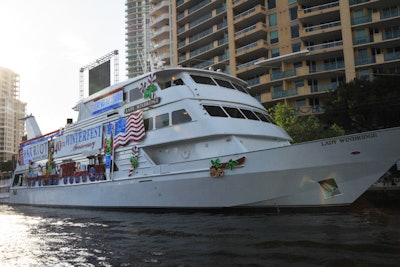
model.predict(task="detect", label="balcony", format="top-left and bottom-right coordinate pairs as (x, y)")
top-left (353, 35), bottom-right (374, 45)
top-left (234, 22), bottom-right (268, 46)
top-left (235, 40), bottom-right (268, 62)
top-left (355, 55), bottom-right (376, 66)
top-left (233, 4), bottom-right (266, 29)
top-left (151, 25), bottom-right (170, 39)
top-left (301, 20), bottom-right (342, 41)
top-left (295, 105), bottom-right (325, 115)
top-left (299, 1), bottom-right (340, 24)
top-left (349, 0), bottom-right (369, 5)
top-left (151, 39), bottom-right (170, 50)
top-left (150, 13), bottom-right (169, 29)
top-left (149, 0), bottom-right (169, 16)
top-left (236, 57), bottom-right (267, 78)
top-left (384, 51), bottom-right (400, 62)
top-left (308, 40), bottom-right (343, 51)
top-left (305, 20), bottom-right (341, 33)
top-left (310, 83), bottom-right (339, 93)
top-left (309, 61), bottom-right (344, 73)
top-left (272, 88), bottom-right (298, 99)
top-left (271, 69), bottom-right (296, 81)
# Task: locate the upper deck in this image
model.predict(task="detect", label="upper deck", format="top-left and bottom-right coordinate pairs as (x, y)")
top-left (75, 68), bottom-right (253, 122)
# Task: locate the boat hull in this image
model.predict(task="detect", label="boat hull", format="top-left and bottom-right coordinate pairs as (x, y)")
top-left (9, 127), bottom-right (400, 208)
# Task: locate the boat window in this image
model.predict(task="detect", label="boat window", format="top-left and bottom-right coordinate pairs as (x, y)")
top-left (129, 87), bottom-right (142, 101)
top-left (214, 78), bottom-right (235, 89)
top-left (172, 78), bottom-right (184, 86)
top-left (159, 81), bottom-right (171, 89)
top-left (203, 105), bottom-right (228, 117)
top-left (144, 117), bottom-right (154, 131)
top-left (223, 107), bottom-right (245, 119)
top-left (155, 113), bottom-right (169, 128)
top-left (254, 111), bottom-right (271, 123)
top-left (240, 109), bottom-right (259, 120)
top-left (172, 109), bottom-right (192, 125)
top-left (232, 82), bottom-right (247, 93)
top-left (191, 75), bottom-right (216, 85)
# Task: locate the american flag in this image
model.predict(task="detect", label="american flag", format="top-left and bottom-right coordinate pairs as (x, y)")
top-left (114, 110), bottom-right (145, 149)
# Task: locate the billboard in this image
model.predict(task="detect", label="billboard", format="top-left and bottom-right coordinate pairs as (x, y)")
top-left (89, 60), bottom-right (111, 95)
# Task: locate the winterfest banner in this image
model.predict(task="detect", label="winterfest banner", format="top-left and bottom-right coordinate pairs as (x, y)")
top-left (20, 140), bottom-right (48, 165)
top-left (53, 125), bottom-right (103, 158)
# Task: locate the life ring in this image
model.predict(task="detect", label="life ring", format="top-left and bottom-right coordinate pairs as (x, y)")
top-left (82, 173), bottom-right (87, 183)
top-left (64, 177), bottom-right (68, 185)
top-left (69, 176), bottom-right (74, 184)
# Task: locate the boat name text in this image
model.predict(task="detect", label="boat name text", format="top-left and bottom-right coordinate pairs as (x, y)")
top-left (124, 97), bottom-right (160, 114)
top-left (321, 132), bottom-right (378, 146)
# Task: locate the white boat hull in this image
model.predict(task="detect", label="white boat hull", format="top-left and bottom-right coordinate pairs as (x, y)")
top-left (9, 127), bottom-right (400, 208)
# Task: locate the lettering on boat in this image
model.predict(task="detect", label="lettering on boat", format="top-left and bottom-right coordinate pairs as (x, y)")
top-left (20, 140), bottom-right (49, 164)
top-left (92, 88), bottom-right (124, 115)
top-left (125, 97), bottom-right (160, 114)
top-left (321, 132), bottom-right (378, 146)
top-left (54, 125), bottom-right (103, 157)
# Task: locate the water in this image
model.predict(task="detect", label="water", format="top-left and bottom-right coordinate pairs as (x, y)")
top-left (0, 199), bottom-right (399, 267)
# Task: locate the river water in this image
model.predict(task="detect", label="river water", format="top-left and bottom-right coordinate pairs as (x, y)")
top-left (0, 198), bottom-right (399, 267)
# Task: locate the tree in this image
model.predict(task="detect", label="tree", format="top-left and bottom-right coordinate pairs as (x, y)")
top-left (322, 75), bottom-right (400, 133)
top-left (269, 103), bottom-right (344, 143)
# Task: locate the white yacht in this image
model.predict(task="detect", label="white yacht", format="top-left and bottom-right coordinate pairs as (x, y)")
top-left (8, 68), bottom-right (400, 208)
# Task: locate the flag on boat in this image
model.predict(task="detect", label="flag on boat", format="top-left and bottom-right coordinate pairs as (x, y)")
top-left (113, 110), bottom-right (145, 149)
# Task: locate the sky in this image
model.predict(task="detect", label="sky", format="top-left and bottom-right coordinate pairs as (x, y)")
top-left (0, 0), bottom-right (126, 134)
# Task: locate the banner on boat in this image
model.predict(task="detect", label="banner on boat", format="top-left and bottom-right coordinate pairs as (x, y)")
top-left (19, 140), bottom-right (49, 165)
top-left (92, 88), bottom-right (123, 115)
top-left (53, 125), bottom-right (103, 158)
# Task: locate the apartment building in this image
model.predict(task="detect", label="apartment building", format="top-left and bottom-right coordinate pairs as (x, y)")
top-left (125, 0), bottom-right (151, 78)
top-left (0, 67), bottom-right (26, 163)
top-left (173, 0), bottom-right (400, 114)
top-left (149, 0), bottom-right (174, 68)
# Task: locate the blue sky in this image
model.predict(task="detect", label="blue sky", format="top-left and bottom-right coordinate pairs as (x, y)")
top-left (0, 0), bottom-right (126, 133)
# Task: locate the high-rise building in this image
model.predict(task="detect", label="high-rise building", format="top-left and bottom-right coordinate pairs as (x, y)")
top-left (0, 67), bottom-right (26, 163)
top-left (125, 0), bottom-right (151, 78)
top-left (173, 0), bottom-right (400, 114)
top-left (149, 0), bottom-right (174, 68)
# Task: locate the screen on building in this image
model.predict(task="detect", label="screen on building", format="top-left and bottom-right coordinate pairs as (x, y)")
top-left (89, 60), bottom-right (111, 95)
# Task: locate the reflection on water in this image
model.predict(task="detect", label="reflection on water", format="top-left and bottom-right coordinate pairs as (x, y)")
top-left (0, 201), bottom-right (399, 266)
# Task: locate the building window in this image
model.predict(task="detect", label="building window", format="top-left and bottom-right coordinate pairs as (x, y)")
top-left (296, 99), bottom-right (306, 107)
top-left (268, 13), bottom-right (277, 27)
top-left (292, 42), bottom-right (301, 52)
top-left (291, 24), bottom-right (299, 38)
top-left (289, 6), bottom-right (298, 20)
top-left (270, 30), bottom-right (278, 44)
top-left (295, 80), bottom-right (304, 88)
top-left (268, 0), bottom-right (276, 9)
top-left (359, 69), bottom-right (370, 80)
top-left (271, 48), bottom-right (280, 58)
